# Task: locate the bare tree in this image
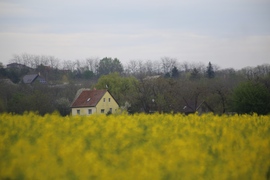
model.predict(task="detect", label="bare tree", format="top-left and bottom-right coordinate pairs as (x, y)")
top-left (40, 55), bottom-right (49, 66)
top-left (152, 60), bottom-right (162, 74)
top-left (125, 60), bottom-right (139, 75)
top-left (48, 56), bottom-right (60, 69)
top-left (10, 53), bottom-right (42, 68)
top-left (10, 54), bottom-right (23, 64)
top-left (85, 57), bottom-right (99, 74)
top-left (180, 61), bottom-right (205, 73)
top-left (145, 60), bottom-right (154, 76)
top-left (180, 61), bottom-right (191, 72)
top-left (21, 53), bottom-right (32, 67)
top-left (254, 64), bottom-right (270, 77)
top-left (62, 60), bottom-right (75, 71)
top-left (161, 57), bottom-right (177, 74)
top-left (138, 60), bottom-right (147, 78)
top-left (125, 60), bottom-right (149, 79)
top-left (33, 56), bottom-right (41, 68)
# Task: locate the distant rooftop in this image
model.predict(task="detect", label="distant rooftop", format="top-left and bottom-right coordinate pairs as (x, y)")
top-left (22, 74), bottom-right (46, 84)
top-left (71, 89), bottom-right (107, 108)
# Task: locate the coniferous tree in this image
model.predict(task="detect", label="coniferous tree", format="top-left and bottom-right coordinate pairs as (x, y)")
top-left (164, 72), bottom-right (171, 78)
top-left (171, 66), bottom-right (180, 79)
top-left (206, 62), bottom-right (215, 78)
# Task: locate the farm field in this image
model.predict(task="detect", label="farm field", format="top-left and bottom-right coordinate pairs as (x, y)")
top-left (0, 112), bottom-right (270, 180)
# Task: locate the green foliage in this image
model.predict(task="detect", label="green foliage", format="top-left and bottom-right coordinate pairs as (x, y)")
top-left (0, 67), bottom-right (7, 78)
top-left (7, 89), bottom-right (54, 115)
top-left (7, 93), bottom-right (26, 114)
top-left (3, 84), bottom-right (77, 116)
top-left (190, 68), bottom-right (201, 80)
top-left (230, 81), bottom-right (270, 115)
top-left (97, 57), bottom-right (123, 76)
top-left (82, 70), bottom-right (94, 79)
top-left (55, 98), bottom-right (71, 116)
top-left (2, 56), bottom-right (269, 115)
top-left (0, 97), bottom-right (6, 112)
top-left (6, 69), bottom-right (21, 83)
top-left (94, 73), bottom-right (138, 106)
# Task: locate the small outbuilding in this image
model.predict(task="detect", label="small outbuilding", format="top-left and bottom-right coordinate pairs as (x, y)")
top-left (70, 89), bottom-right (119, 116)
top-left (183, 100), bottom-right (214, 115)
top-left (22, 74), bottom-right (46, 84)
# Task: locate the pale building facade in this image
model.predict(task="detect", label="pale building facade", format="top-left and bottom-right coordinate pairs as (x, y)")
top-left (71, 89), bottom-right (119, 116)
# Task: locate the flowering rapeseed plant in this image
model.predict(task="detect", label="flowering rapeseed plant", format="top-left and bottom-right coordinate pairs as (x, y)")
top-left (0, 112), bottom-right (269, 179)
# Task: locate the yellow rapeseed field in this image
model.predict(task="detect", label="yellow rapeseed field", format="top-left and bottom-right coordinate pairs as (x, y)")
top-left (0, 112), bottom-right (270, 180)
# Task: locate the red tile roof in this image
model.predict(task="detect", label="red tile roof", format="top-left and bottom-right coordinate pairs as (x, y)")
top-left (71, 89), bottom-right (107, 108)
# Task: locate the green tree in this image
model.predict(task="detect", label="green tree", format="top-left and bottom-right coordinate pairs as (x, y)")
top-left (0, 67), bottom-right (7, 78)
top-left (230, 81), bottom-right (270, 115)
top-left (7, 93), bottom-right (27, 114)
top-left (82, 70), bottom-right (94, 79)
top-left (94, 73), bottom-right (138, 106)
top-left (55, 98), bottom-right (71, 116)
top-left (0, 80), bottom-right (17, 113)
top-left (135, 77), bottom-right (184, 113)
top-left (6, 69), bottom-right (20, 83)
top-left (7, 85), bottom-right (55, 115)
top-left (97, 57), bottom-right (123, 76)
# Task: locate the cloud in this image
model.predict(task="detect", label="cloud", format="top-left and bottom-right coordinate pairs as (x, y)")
top-left (1, 30), bottom-right (269, 69)
top-left (1, 0), bottom-right (269, 36)
top-left (0, 1), bottom-right (32, 17)
top-left (0, 0), bottom-right (269, 69)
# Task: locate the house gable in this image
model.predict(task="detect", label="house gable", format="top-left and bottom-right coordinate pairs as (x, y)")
top-left (183, 100), bottom-right (214, 115)
top-left (22, 74), bottom-right (46, 84)
top-left (95, 91), bottom-right (119, 114)
top-left (23, 74), bottom-right (38, 84)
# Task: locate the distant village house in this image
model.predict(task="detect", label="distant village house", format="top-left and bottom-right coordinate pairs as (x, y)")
top-left (70, 89), bottom-right (119, 116)
top-left (6, 63), bottom-right (33, 71)
top-left (182, 100), bottom-right (214, 115)
top-left (22, 74), bottom-right (46, 84)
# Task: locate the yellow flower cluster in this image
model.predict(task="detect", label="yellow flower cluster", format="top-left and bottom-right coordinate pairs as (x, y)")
top-left (0, 112), bottom-right (269, 179)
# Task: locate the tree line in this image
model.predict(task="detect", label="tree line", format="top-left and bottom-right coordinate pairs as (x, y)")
top-left (0, 53), bottom-right (270, 115)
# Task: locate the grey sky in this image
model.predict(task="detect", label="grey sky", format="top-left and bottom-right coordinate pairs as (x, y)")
top-left (0, 0), bottom-right (270, 69)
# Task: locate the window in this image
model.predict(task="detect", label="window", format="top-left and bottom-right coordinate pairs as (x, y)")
top-left (109, 98), bottom-right (111, 102)
top-left (103, 98), bottom-right (105, 102)
top-left (88, 109), bottom-right (92, 114)
top-left (77, 109), bottom-right (80, 115)
top-left (101, 109), bottom-right (105, 113)
top-left (110, 108), bottom-right (112, 112)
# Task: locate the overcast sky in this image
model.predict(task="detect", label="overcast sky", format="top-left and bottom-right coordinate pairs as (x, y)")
top-left (0, 0), bottom-right (270, 69)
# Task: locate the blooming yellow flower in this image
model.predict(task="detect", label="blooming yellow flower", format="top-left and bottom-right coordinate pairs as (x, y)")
top-left (0, 113), bottom-right (269, 179)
